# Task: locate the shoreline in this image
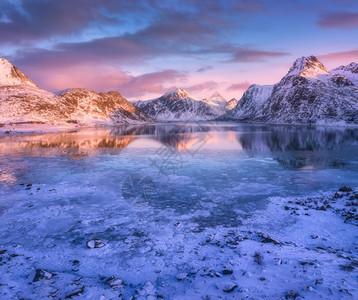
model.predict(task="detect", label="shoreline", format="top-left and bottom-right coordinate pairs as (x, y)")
top-left (1, 120), bottom-right (357, 137)
top-left (0, 185), bottom-right (357, 299)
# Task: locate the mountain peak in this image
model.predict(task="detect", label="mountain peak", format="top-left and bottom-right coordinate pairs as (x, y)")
top-left (164, 88), bottom-right (193, 99)
top-left (346, 62), bottom-right (358, 73)
top-left (332, 62), bottom-right (358, 74)
top-left (0, 58), bottom-right (38, 88)
top-left (286, 55), bottom-right (328, 79)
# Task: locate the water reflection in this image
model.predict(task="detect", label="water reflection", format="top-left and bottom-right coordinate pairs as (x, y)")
top-left (237, 125), bottom-right (358, 151)
top-left (0, 130), bottom-right (136, 157)
top-left (236, 125), bottom-right (358, 169)
top-left (0, 123), bottom-right (357, 158)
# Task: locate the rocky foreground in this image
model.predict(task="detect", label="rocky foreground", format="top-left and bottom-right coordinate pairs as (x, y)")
top-left (0, 186), bottom-right (357, 299)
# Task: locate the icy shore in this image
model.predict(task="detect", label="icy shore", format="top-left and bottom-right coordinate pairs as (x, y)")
top-left (0, 186), bottom-right (357, 299)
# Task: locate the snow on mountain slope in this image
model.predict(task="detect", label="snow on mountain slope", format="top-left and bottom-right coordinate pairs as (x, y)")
top-left (224, 56), bottom-right (358, 125)
top-left (223, 85), bottom-right (273, 121)
top-left (0, 58), bottom-right (38, 88)
top-left (0, 85), bottom-right (63, 123)
top-left (225, 98), bottom-right (239, 110)
top-left (135, 88), bottom-right (222, 121)
top-left (331, 62), bottom-right (358, 86)
top-left (286, 55), bottom-right (329, 79)
top-left (0, 58), bottom-right (151, 125)
top-left (58, 89), bottom-right (152, 124)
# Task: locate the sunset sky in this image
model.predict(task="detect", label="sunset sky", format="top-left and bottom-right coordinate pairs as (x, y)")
top-left (1, 0), bottom-right (358, 100)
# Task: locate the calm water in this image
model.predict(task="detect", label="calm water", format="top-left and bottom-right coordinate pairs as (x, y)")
top-left (1, 122), bottom-right (358, 229)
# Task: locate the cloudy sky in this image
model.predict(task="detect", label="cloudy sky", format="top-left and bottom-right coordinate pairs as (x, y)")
top-left (1, 0), bottom-right (358, 100)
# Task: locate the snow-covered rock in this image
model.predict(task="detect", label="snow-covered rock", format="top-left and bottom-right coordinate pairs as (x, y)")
top-left (57, 88), bottom-right (152, 125)
top-left (86, 239), bottom-right (106, 249)
top-left (0, 85), bottom-right (64, 123)
top-left (225, 98), bottom-right (239, 110)
top-left (135, 88), bottom-right (224, 121)
top-left (224, 56), bottom-right (358, 125)
top-left (223, 85), bottom-right (273, 121)
top-left (0, 58), bottom-right (37, 88)
top-left (331, 62), bottom-right (358, 86)
top-left (0, 58), bottom-right (152, 125)
top-left (216, 281), bottom-right (237, 293)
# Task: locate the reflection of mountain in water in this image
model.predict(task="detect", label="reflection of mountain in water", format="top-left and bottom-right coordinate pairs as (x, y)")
top-left (0, 130), bottom-right (136, 157)
top-left (237, 126), bottom-right (358, 151)
top-left (111, 123), bottom-right (214, 151)
top-left (110, 123), bottom-right (358, 153)
top-left (110, 123), bottom-right (358, 170)
top-left (237, 126), bottom-right (358, 169)
top-left (1, 123), bottom-right (357, 163)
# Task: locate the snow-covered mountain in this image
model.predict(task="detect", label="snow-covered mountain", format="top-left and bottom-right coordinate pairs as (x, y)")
top-left (135, 88), bottom-right (223, 121)
top-left (0, 58), bottom-right (152, 124)
top-left (224, 56), bottom-right (358, 125)
top-left (0, 58), bottom-right (38, 88)
top-left (331, 62), bottom-right (358, 86)
top-left (225, 98), bottom-right (239, 110)
top-left (57, 88), bottom-right (152, 125)
top-left (223, 85), bottom-right (273, 121)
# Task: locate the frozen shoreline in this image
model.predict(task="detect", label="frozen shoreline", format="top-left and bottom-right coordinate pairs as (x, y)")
top-left (0, 186), bottom-right (357, 299)
top-left (0, 123), bottom-right (91, 136)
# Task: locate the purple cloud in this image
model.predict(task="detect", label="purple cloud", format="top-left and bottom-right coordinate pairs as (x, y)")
top-left (119, 70), bottom-right (187, 98)
top-left (0, 0), bottom-right (120, 44)
top-left (197, 66), bottom-right (213, 73)
top-left (234, 1), bottom-right (267, 13)
top-left (229, 48), bottom-right (288, 62)
top-left (317, 11), bottom-right (358, 29)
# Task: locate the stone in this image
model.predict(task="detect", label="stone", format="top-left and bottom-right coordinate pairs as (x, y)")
top-left (216, 281), bottom-right (237, 293)
top-left (253, 252), bottom-right (263, 265)
top-left (86, 239), bottom-right (105, 249)
top-left (33, 269), bottom-right (55, 282)
top-left (222, 268), bottom-right (233, 275)
top-left (65, 286), bottom-right (85, 299)
top-left (108, 278), bottom-right (123, 287)
top-left (339, 186), bottom-right (352, 192)
top-left (285, 290), bottom-right (299, 299)
top-left (176, 273), bottom-right (188, 281)
top-left (334, 192), bottom-right (343, 199)
top-left (257, 232), bottom-right (280, 244)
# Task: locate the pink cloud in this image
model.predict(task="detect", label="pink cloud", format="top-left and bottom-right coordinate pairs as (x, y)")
top-left (186, 81), bottom-right (219, 92)
top-left (317, 11), bottom-right (358, 29)
top-left (227, 81), bottom-right (252, 90)
top-left (119, 70), bottom-right (187, 98)
top-left (24, 62), bottom-right (186, 99)
top-left (26, 64), bottom-right (130, 92)
top-left (319, 49), bottom-right (358, 62)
